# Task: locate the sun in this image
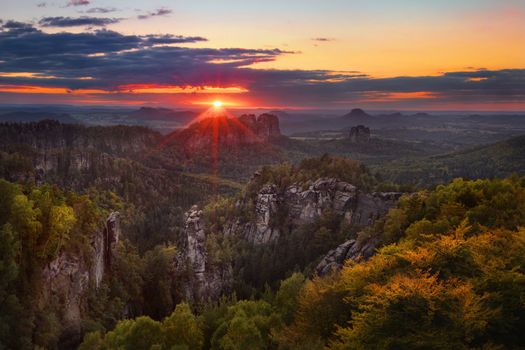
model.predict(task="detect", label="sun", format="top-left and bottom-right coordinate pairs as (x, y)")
top-left (213, 100), bottom-right (223, 108)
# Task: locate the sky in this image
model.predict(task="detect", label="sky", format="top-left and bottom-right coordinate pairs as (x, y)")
top-left (0, 0), bottom-right (524, 110)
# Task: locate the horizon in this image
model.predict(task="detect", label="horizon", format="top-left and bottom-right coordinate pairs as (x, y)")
top-left (1, 0), bottom-right (524, 111)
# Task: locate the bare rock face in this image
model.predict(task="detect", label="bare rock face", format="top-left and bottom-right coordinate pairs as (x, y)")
top-left (227, 178), bottom-right (400, 245)
top-left (315, 236), bottom-right (379, 276)
top-left (92, 211), bottom-right (120, 288)
top-left (41, 211), bottom-right (120, 343)
top-left (180, 113), bottom-right (282, 151)
top-left (185, 205), bottom-right (206, 276)
top-left (175, 205), bottom-right (232, 303)
top-left (41, 253), bottom-right (90, 342)
top-left (252, 113), bottom-right (281, 139)
top-left (348, 125), bottom-right (371, 143)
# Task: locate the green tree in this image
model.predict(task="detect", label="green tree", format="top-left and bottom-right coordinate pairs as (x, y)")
top-left (163, 303), bottom-right (204, 350)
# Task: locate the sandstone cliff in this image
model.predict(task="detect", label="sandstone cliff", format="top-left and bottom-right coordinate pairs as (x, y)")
top-left (315, 236), bottom-right (379, 276)
top-left (174, 206), bottom-right (232, 303)
top-left (177, 174), bottom-right (401, 302)
top-left (174, 113), bottom-right (282, 151)
top-left (40, 211), bottom-right (120, 342)
top-left (226, 177), bottom-right (400, 245)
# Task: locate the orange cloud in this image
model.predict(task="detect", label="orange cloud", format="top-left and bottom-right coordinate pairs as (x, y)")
top-left (359, 91), bottom-right (438, 102)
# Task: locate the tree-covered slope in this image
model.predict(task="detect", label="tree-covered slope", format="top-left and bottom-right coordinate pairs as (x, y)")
top-left (379, 134), bottom-right (525, 186)
top-left (79, 175), bottom-right (525, 350)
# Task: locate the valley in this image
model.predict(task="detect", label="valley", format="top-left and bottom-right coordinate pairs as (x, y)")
top-left (0, 109), bottom-right (524, 349)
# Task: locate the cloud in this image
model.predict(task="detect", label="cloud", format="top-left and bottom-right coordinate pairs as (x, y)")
top-left (0, 22), bottom-right (206, 58)
top-left (138, 7), bottom-right (173, 20)
top-left (37, 2), bottom-right (47, 7)
top-left (0, 20), bottom-right (523, 108)
top-left (67, 0), bottom-right (90, 6)
top-left (311, 37), bottom-right (334, 42)
top-left (39, 16), bottom-right (121, 27)
top-left (86, 7), bottom-right (118, 14)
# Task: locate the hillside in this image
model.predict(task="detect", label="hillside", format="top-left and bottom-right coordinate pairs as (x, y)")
top-left (379, 134), bottom-right (525, 186)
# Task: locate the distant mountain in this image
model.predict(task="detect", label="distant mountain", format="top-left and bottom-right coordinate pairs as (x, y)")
top-left (0, 111), bottom-right (79, 124)
top-left (127, 107), bottom-right (198, 124)
top-left (341, 108), bottom-right (373, 122)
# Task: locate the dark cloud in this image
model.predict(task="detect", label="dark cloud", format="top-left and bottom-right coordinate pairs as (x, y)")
top-left (1, 20), bottom-right (36, 31)
top-left (67, 0), bottom-right (90, 6)
top-left (142, 34), bottom-right (208, 45)
top-left (86, 7), bottom-right (118, 14)
top-left (0, 20), bottom-right (523, 107)
top-left (138, 8), bottom-right (173, 20)
top-left (0, 23), bottom-right (206, 59)
top-left (39, 16), bottom-right (121, 27)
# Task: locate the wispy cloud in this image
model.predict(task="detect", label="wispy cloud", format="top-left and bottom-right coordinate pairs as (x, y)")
top-left (86, 7), bottom-right (118, 14)
top-left (138, 7), bottom-right (173, 20)
top-left (311, 37), bottom-right (334, 42)
top-left (67, 0), bottom-right (90, 6)
top-left (39, 16), bottom-right (121, 27)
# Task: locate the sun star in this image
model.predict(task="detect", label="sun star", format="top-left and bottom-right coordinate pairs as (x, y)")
top-left (213, 100), bottom-right (223, 107)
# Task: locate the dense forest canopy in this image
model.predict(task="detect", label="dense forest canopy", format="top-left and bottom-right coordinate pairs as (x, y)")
top-left (77, 175), bottom-right (525, 350)
top-left (0, 119), bottom-right (524, 349)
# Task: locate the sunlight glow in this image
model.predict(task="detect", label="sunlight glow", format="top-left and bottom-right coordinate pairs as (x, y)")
top-left (213, 100), bottom-right (223, 107)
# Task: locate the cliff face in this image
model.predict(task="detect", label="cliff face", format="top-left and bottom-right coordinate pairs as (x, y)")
top-left (91, 211), bottom-right (120, 288)
top-left (40, 211), bottom-right (120, 342)
top-left (175, 113), bottom-right (282, 151)
top-left (238, 113), bottom-right (281, 140)
top-left (226, 178), bottom-right (400, 245)
top-left (348, 125), bottom-right (371, 143)
top-left (177, 175), bottom-right (401, 303)
top-left (175, 206), bottom-right (232, 303)
top-left (0, 120), bottom-right (160, 185)
top-left (315, 236), bottom-right (379, 276)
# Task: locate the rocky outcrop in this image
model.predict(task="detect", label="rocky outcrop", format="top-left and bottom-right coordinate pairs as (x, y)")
top-left (41, 252), bottom-right (90, 342)
top-left (175, 206), bottom-right (232, 303)
top-left (315, 236), bottom-right (379, 276)
top-left (226, 178), bottom-right (400, 245)
top-left (348, 125), bottom-right (371, 143)
top-left (177, 113), bottom-right (282, 151)
top-left (0, 120), bottom-right (160, 186)
top-left (40, 212), bottom-right (121, 342)
top-left (238, 113), bottom-right (281, 140)
top-left (91, 211), bottom-right (120, 288)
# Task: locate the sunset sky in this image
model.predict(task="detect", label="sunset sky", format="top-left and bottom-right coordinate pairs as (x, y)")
top-left (1, 0), bottom-right (524, 110)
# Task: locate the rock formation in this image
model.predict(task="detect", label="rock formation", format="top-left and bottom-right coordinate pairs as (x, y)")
top-left (175, 205), bottom-right (232, 303)
top-left (226, 178), bottom-right (400, 245)
top-left (91, 211), bottom-right (120, 288)
top-left (40, 211), bottom-right (121, 342)
top-left (178, 175), bottom-right (401, 303)
top-left (348, 125), bottom-right (371, 143)
top-left (176, 113), bottom-right (282, 151)
top-left (238, 113), bottom-right (281, 140)
top-left (315, 236), bottom-right (379, 276)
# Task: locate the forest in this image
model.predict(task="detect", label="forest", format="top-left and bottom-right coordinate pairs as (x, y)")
top-left (0, 142), bottom-right (524, 349)
top-left (2, 0), bottom-right (525, 347)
